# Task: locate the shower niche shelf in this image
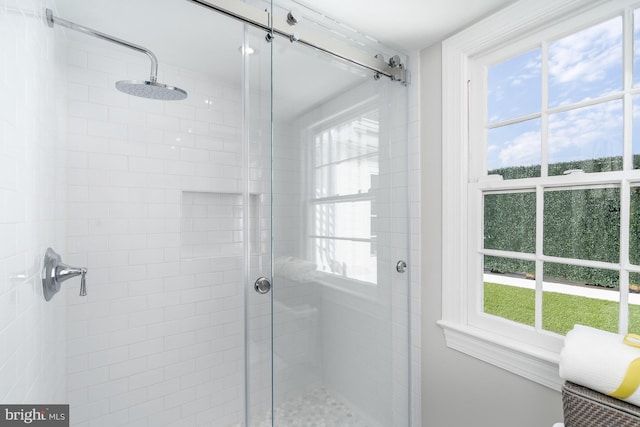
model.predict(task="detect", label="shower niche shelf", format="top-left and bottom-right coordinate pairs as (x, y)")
top-left (180, 191), bottom-right (260, 260)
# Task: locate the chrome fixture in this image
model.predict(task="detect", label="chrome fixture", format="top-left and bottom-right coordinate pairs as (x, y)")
top-left (286, 10), bottom-right (298, 26)
top-left (396, 260), bottom-right (407, 274)
top-left (45, 9), bottom-right (187, 101)
top-left (42, 248), bottom-right (87, 301)
top-left (185, 0), bottom-right (408, 84)
top-left (389, 55), bottom-right (402, 68)
top-left (254, 277), bottom-right (271, 294)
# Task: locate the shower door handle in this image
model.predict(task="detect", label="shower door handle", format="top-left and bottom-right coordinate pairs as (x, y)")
top-left (396, 260), bottom-right (407, 273)
top-left (254, 277), bottom-right (271, 294)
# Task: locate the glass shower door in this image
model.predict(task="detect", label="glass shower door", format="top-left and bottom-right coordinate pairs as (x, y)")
top-left (269, 23), bottom-right (410, 427)
top-left (243, 22), bottom-right (273, 427)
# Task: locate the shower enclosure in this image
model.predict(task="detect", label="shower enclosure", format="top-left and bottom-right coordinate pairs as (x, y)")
top-left (0, 0), bottom-right (411, 425)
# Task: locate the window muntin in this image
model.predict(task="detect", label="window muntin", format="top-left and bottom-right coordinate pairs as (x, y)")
top-left (478, 10), bottom-right (640, 340)
top-left (438, 0), bottom-right (640, 391)
top-left (310, 110), bottom-right (379, 284)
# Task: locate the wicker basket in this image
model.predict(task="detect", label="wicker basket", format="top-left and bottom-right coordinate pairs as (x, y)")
top-left (562, 381), bottom-right (640, 426)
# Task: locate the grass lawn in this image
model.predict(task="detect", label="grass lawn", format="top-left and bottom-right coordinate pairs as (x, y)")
top-left (484, 282), bottom-right (640, 335)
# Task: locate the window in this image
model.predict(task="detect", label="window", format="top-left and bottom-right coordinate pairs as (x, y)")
top-left (440, 0), bottom-right (640, 390)
top-left (309, 109), bottom-right (379, 284)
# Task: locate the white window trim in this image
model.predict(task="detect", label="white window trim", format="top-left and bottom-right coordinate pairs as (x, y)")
top-left (307, 104), bottom-right (378, 269)
top-left (438, 0), bottom-right (617, 391)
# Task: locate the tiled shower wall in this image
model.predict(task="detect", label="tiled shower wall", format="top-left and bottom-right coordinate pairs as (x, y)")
top-left (0, 3), bottom-right (67, 404)
top-left (61, 37), bottom-right (264, 426)
top-left (270, 78), bottom-right (413, 426)
top-left (0, 7), bottom-right (421, 427)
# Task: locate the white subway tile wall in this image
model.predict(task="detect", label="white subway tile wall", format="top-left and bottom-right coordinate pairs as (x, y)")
top-left (269, 76), bottom-right (418, 426)
top-left (0, 2), bottom-right (67, 404)
top-left (1, 6), bottom-right (421, 426)
top-left (63, 37), bottom-right (255, 426)
top-left (181, 192), bottom-right (258, 260)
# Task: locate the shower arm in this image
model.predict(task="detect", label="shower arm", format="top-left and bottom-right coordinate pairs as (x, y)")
top-left (45, 9), bottom-right (159, 83)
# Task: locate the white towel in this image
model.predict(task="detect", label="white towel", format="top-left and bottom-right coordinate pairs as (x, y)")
top-left (559, 324), bottom-right (640, 406)
top-left (273, 256), bottom-right (318, 282)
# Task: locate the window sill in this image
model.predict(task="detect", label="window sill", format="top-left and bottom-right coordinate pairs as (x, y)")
top-left (312, 270), bottom-right (378, 302)
top-left (437, 320), bottom-right (563, 392)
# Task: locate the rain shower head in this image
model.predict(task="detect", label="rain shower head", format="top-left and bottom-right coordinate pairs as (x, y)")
top-left (45, 9), bottom-right (187, 101)
top-left (115, 80), bottom-right (188, 101)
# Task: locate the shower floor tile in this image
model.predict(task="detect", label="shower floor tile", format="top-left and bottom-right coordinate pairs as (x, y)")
top-left (252, 388), bottom-right (375, 427)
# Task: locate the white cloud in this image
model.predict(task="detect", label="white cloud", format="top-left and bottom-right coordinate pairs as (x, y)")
top-left (548, 100), bottom-right (623, 161)
top-left (490, 100), bottom-right (623, 170)
top-left (549, 18), bottom-right (621, 92)
top-left (488, 50), bottom-right (541, 122)
top-left (493, 130), bottom-right (540, 168)
top-left (508, 56), bottom-right (541, 87)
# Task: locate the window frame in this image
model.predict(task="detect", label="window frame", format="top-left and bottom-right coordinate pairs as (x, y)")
top-left (305, 100), bottom-right (381, 293)
top-left (439, 0), bottom-right (638, 391)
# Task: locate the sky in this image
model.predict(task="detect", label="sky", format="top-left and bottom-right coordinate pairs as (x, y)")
top-left (486, 16), bottom-right (635, 172)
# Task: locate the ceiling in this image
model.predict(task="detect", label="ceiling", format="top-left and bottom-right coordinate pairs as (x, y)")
top-left (53, 0), bottom-right (516, 119)
top-left (294, 0), bottom-right (517, 52)
top-left (54, 0), bottom-right (518, 69)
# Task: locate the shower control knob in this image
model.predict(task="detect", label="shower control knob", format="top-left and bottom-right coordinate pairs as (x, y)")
top-left (42, 248), bottom-right (88, 301)
top-left (254, 277), bottom-right (271, 294)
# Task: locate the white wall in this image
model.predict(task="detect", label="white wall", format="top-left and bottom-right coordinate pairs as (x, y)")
top-left (0, 3), bottom-right (67, 404)
top-left (420, 42), bottom-right (564, 427)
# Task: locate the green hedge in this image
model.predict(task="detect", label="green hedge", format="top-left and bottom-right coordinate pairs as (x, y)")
top-left (484, 156), bottom-right (640, 288)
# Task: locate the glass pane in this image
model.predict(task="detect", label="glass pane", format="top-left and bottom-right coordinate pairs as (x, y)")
top-left (543, 263), bottom-right (619, 334)
top-left (312, 201), bottom-right (373, 240)
top-left (548, 100), bottom-right (623, 175)
top-left (544, 187), bottom-right (620, 263)
top-left (549, 17), bottom-right (622, 108)
top-left (483, 191), bottom-right (535, 253)
top-left (632, 186), bottom-right (640, 265)
top-left (271, 22), bottom-right (409, 427)
top-left (630, 272), bottom-right (640, 332)
top-left (483, 256), bottom-right (536, 326)
top-left (487, 49), bottom-right (541, 123)
top-left (633, 95), bottom-right (640, 169)
top-left (314, 155), bottom-right (378, 197)
top-left (487, 118), bottom-right (541, 179)
top-left (246, 23), bottom-right (274, 426)
top-left (312, 238), bottom-right (377, 283)
top-left (315, 112), bottom-right (379, 164)
top-left (634, 9), bottom-right (640, 87)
